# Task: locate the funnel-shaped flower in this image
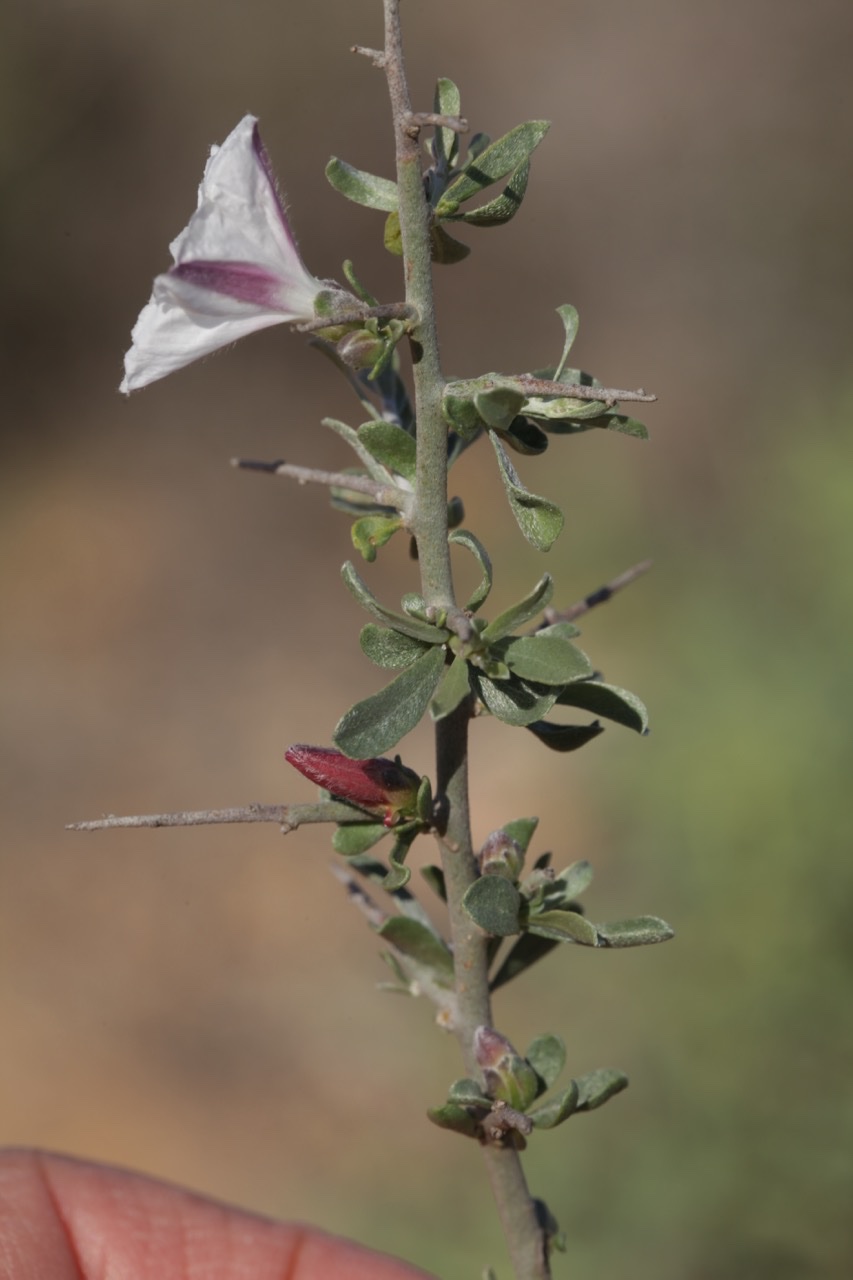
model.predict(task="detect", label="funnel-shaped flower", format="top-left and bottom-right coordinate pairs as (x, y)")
top-left (121, 115), bottom-right (334, 393)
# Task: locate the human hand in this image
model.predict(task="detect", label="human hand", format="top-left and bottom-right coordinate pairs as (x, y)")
top-left (0, 1150), bottom-right (435, 1279)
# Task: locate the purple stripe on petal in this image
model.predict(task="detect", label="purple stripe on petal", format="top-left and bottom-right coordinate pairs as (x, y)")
top-left (171, 260), bottom-right (286, 309)
top-left (251, 121), bottom-right (297, 247)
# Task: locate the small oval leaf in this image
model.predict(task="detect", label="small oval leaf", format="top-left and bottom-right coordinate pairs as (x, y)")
top-left (333, 645), bottom-right (446, 758)
top-left (359, 624), bottom-right (430, 670)
top-left (481, 574), bottom-right (553, 643)
top-left (574, 1067), bottom-right (629, 1112)
top-left (529, 1082), bottom-right (580, 1130)
top-left (526, 1034), bottom-right (566, 1091)
top-left (463, 876), bottom-right (522, 936)
top-left (377, 916), bottom-right (454, 982)
top-left (527, 909), bottom-right (600, 947)
top-left (595, 916), bottom-right (675, 948)
top-left (500, 634), bottom-right (593, 685)
top-left (430, 653), bottom-right (472, 721)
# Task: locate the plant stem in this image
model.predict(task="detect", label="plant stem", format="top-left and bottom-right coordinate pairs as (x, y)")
top-left (381, 4), bottom-right (549, 1276)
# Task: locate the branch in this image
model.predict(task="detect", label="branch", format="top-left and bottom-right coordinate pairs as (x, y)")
top-left (514, 373), bottom-right (656, 406)
top-left (405, 111), bottom-right (468, 135)
top-left (543, 558), bottom-right (653, 625)
top-left (296, 301), bottom-right (417, 333)
top-left (230, 457), bottom-right (407, 508)
top-left (67, 800), bottom-right (370, 834)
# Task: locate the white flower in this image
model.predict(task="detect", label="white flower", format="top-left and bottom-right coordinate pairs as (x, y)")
top-left (121, 115), bottom-right (327, 393)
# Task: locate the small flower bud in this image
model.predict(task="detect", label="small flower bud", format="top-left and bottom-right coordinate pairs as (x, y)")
top-left (478, 830), bottom-right (524, 881)
top-left (335, 329), bottom-right (386, 371)
top-left (473, 1025), bottom-right (540, 1112)
top-left (285, 745), bottom-right (421, 827)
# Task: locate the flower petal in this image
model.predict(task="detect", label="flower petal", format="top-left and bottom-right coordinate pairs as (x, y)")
top-left (120, 114), bottom-right (323, 393)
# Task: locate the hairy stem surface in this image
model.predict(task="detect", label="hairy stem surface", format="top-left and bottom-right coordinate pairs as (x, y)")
top-left (381, 4), bottom-right (549, 1276)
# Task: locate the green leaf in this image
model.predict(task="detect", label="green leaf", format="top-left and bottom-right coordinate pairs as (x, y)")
top-left (501, 816), bottom-right (539, 855)
top-left (427, 1102), bottom-right (481, 1138)
top-left (462, 876), bottom-right (522, 936)
top-left (347, 855), bottom-right (437, 933)
top-left (552, 305), bottom-right (580, 381)
top-left (357, 420), bottom-right (417, 482)
top-left (323, 417), bottom-right (395, 484)
top-left (435, 121), bottom-right (550, 215)
top-left (383, 830), bottom-right (417, 891)
top-left (341, 562), bottom-right (450, 644)
top-left (359, 624), bottom-right (430, 670)
top-left (474, 386), bottom-right (526, 432)
top-left (490, 932), bottom-right (558, 991)
top-left (449, 528), bottom-right (493, 612)
top-left (430, 653), bottom-right (472, 720)
top-left (351, 514), bottom-right (402, 562)
top-left (377, 916), bottom-right (454, 982)
top-left (342, 259), bottom-right (378, 307)
top-left (595, 916), bottom-right (675, 948)
top-left (556, 680), bottom-right (649, 734)
top-left (448, 1078), bottom-right (490, 1108)
top-left (528, 1081), bottom-right (580, 1130)
top-left (325, 157), bottom-right (398, 212)
top-left (574, 1067), bottom-right (629, 1112)
top-left (526, 1034), bottom-right (566, 1090)
top-left (430, 222), bottom-right (471, 264)
top-left (525, 720), bottom-right (605, 752)
top-left (383, 210), bottom-right (403, 256)
top-left (442, 390), bottom-right (485, 440)
top-left (481, 573), bottom-right (553, 643)
top-left (489, 432), bottom-right (564, 551)
top-left (433, 77), bottom-right (462, 170)
top-left (554, 860), bottom-right (594, 900)
top-left (495, 416), bottom-right (549, 456)
top-left (499, 634), bottom-right (593, 685)
top-left (333, 645), bottom-right (446, 758)
top-left (447, 159), bottom-right (531, 227)
top-left (420, 864), bottom-right (447, 902)
top-left (527, 908), bottom-right (600, 947)
top-left (473, 671), bottom-right (559, 727)
top-left (332, 822), bottom-right (388, 856)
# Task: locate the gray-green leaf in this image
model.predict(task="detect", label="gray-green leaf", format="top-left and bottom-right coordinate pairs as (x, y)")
top-left (447, 159), bottom-right (531, 227)
top-left (595, 916), bottom-right (675, 948)
top-left (435, 121), bottom-right (550, 215)
top-left (529, 1082), bottom-right (580, 1129)
top-left (325, 158), bottom-right (398, 211)
top-left (333, 645), bottom-right (446, 758)
top-left (430, 653), bottom-right (472, 720)
top-left (357, 420), bottom-right (417, 482)
top-left (499, 634), bottom-right (593, 685)
top-left (462, 875), bottom-right (522, 936)
top-left (525, 720), bottom-right (605, 752)
top-left (526, 1034), bottom-right (566, 1090)
top-left (332, 822), bottom-right (388, 856)
top-left (449, 528), bottom-right (493, 612)
top-left (359, 624), bottom-right (430, 670)
top-left (473, 671), bottom-right (559, 727)
top-left (481, 573), bottom-right (553, 643)
top-left (342, 562), bottom-right (450, 644)
top-left (527, 908), bottom-right (600, 946)
top-left (574, 1067), bottom-right (629, 1112)
top-left (556, 680), bottom-right (649, 734)
top-left (489, 432), bottom-right (564, 551)
top-left (377, 916), bottom-right (454, 982)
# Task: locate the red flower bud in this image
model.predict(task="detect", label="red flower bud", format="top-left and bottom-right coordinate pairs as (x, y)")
top-left (285, 745), bottom-right (420, 826)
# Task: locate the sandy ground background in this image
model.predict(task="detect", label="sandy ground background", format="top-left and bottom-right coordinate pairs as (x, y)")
top-left (2, 1), bottom-right (853, 1275)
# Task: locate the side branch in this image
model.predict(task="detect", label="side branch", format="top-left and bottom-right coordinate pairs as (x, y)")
top-left (544, 558), bottom-right (653, 625)
top-left (515, 374), bottom-right (656, 405)
top-left (67, 800), bottom-right (370, 834)
top-left (231, 458), bottom-right (407, 508)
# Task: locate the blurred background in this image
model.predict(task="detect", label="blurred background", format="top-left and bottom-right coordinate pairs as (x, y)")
top-left (2, 0), bottom-right (852, 1275)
